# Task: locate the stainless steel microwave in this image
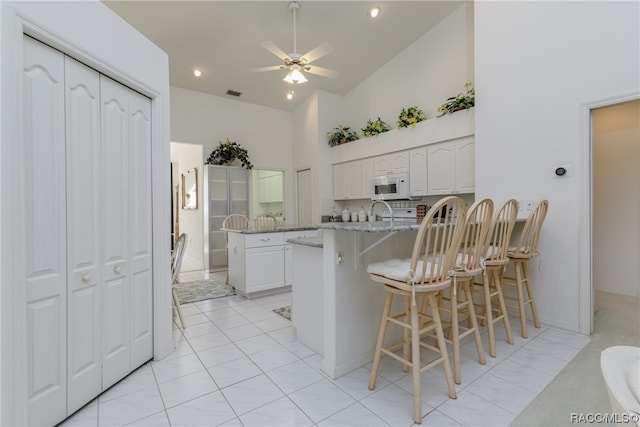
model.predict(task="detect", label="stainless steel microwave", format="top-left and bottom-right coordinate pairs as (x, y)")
top-left (371, 172), bottom-right (411, 200)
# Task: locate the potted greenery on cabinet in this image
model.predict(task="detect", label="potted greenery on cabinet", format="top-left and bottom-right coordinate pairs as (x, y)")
top-left (397, 106), bottom-right (427, 128)
top-left (327, 125), bottom-right (359, 147)
top-left (361, 117), bottom-right (390, 137)
top-left (437, 82), bottom-right (475, 116)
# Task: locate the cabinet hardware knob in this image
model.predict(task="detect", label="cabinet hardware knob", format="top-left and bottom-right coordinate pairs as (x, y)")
top-left (260, 238), bottom-right (270, 242)
top-left (114, 266), bottom-right (122, 275)
top-left (81, 274), bottom-right (91, 283)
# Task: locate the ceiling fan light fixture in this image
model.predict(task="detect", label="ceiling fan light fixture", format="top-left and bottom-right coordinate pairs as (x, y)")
top-left (283, 66), bottom-right (308, 84)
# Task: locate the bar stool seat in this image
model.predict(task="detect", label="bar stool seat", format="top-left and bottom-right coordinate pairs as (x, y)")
top-left (367, 196), bottom-right (467, 424)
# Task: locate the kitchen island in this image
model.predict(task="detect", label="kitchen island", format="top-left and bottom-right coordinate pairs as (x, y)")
top-left (226, 225), bottom-right (317, 297)
top-left (306, 221), bottom-right (420, 379)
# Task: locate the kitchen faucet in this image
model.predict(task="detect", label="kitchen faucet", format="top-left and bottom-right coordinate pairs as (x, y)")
top-left (369, 200), bottom-right (393, 227)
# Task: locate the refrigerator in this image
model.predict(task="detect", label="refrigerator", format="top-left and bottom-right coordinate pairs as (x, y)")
top-left (203, 165), bottom-right (249, 271)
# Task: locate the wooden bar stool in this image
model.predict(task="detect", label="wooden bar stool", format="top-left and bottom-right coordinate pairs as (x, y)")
top-left (472, 199), bottom-right (518, 357)
top-left (436, 198), bottom-right (492, 384)
top-left (502, 199), bottom-right (549, 338)
top-left (367, 196), bottom-right (467, 424)
top-left (253, 213), bottom-right (278, 231)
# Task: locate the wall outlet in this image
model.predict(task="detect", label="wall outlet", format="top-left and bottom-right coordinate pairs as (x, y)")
top-left (517, 200), bottom-right (523, 211)
top-left (525, 199), bottom-right (535, 211)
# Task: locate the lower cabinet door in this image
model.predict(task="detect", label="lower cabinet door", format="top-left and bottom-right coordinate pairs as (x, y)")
top-left (246, 246), bottom-right (285, 293)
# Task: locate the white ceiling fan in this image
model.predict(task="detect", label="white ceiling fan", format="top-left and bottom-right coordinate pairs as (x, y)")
top-left (249, 1), bottom-right (339, 84)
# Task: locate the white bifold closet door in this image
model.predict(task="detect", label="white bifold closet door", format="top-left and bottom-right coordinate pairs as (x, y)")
top-left (23, 35), bottom-right (153, 426)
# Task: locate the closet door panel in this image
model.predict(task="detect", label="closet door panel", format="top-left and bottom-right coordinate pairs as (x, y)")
top-left (65, 56), bottom-right (103, 414)
top-left (23, 36), bottom-right (68, 426)
top-left (101, 77), bottom-right (131, 388)
top-left (129, 91), bottom-right (153, 365)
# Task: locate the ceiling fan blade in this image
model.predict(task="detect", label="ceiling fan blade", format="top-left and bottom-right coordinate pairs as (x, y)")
top-left (248, 65), bottom-right (285, 73)
top-left (301, 43), bottom-right (333, 64)
top-left (304, 65), bottom-right (340, 79)
top-left (260, 41), bottom-right (290, 61)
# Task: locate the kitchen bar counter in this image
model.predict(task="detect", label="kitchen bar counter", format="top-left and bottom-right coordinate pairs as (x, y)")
top-left (225, 224), bottom-right (317, 234)
top-left (317, 220), bottom-right (421, 232)
top-left (286, 236), bottom-right (323, 248)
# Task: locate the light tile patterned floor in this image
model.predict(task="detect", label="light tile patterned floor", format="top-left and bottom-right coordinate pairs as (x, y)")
top-left (60, 270), bottom-right (590, 427)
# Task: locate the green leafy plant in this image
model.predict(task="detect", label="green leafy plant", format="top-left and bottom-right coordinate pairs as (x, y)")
top-left (206, 139), bottom-right (253, 169)
top-left (437, 82), bottom-right (475, 116)
top-left (397, 106), bottom-right (427, 128)
top-left (327, 125), bottom-right (359, 147)
top-left (361, 117), bottom-right (391, 137)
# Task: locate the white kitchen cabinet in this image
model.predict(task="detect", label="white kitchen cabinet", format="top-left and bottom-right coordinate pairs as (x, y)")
top-left (361, 157), bottom-right (375, 198)
top-left (346, 161), bottom-right (362, 198)
top-left (427, 138), bottom-right (475, 195)
top-left (333, 163), bottom-right (347, 200)
top-left (374, 151), bottom-right (410, 175)
top-left (257, 171), bottom-right (283, 203)
top-left (409, 147), bottom-right (428, 196)
top-left (23, 36), bottom-right (153, 426)
top-left (334, 160), bottom-right (368, 200)
top-left (246, 245), bottom-right (285, 292)
top-left (227, 229), bottom-right (317, 296)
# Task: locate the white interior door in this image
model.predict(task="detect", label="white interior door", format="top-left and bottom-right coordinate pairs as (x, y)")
top-left (23, 35), bottom-right (68, 427)
top-left (128, 90), bottom-right (154, 367)
top-left (101, 76), bottom-right (132, 389)
top-left (65, 55), bottom-right (103, 415)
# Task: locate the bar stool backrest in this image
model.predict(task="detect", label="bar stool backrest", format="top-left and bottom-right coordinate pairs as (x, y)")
top-left (485, 199), bottom-right (519, 265)
top-left (457, 198), bottom-right (494, 273)
top-left (511, 199), bottom-right (549, 258)
top-left (410, 196), bottom-right (467, 285)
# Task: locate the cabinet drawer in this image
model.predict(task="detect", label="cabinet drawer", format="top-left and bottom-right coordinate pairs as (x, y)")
top-left (245, 232), bottom-right (284, 248)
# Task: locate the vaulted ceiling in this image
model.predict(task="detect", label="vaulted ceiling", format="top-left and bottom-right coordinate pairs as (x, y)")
top-left (104, 1), bottom-right (464, 111)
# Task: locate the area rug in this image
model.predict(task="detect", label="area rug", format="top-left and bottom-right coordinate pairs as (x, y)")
top-left (273, 305), bottom-right (291, 321)
top-left (173, 279), bottom-right (235, 304)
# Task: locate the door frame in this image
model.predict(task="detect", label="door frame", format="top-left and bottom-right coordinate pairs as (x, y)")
top-left (1, 5), bottom-right (172, 425)
top-left (578, 91), bottom-right (640, 335)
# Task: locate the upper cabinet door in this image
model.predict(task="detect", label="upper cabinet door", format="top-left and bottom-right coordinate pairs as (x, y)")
top-left (454, 139), bottom-right (475, 193)
top-left (409, 147), bottom-right (428, 196)
top-left (65, 55), bottom-right (103, 416)
top-left (427, 142), bottom-right (455, 194)
top-left (23, 35), bottom-right (68, 427)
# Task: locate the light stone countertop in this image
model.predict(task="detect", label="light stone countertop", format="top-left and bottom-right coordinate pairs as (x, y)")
top-left (224, 225), bottom-right (317, 234)
top-left (317, 220), bottom-right (423, 233)
top-left (286, 236), bottom-right (323, 248)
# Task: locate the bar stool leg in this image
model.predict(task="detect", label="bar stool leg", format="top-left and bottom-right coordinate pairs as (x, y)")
top-left (369, 291), bottom-right (393, 390)
top-left (410, 300), bottom-right (422, 424)
top-left (522, 262), bottom-right (540, 328)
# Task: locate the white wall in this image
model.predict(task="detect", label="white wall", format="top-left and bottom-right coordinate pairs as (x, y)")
top-left (475, 1), bottom-right (640, 331)
top-left (170, 87), bottom-right (296, 222)
top-left (293, 3), bottom-right (475, 222)
top-left (339, 3), bottom-right (474, 133)
top-left (1, 1), bottom-right (171, 424)
top-left (593, 101), bottom-right (640, 297)
top-left (171, 142), bottom-right (204, 271)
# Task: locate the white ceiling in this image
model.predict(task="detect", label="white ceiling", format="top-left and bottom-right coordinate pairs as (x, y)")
top-left (103, 1), bottom-right (464, 112)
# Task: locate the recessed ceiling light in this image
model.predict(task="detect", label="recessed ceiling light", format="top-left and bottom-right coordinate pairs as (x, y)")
top-left (193, 69), bottom-right (203, 77)
top-left (286, 90), bottom-right (295, 100)
top-left (368, 6), bottom-right (381, 18)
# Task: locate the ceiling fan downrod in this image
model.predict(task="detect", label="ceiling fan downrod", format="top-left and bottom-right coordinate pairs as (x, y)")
top-left (289, 1), bottom-right (300, 57)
